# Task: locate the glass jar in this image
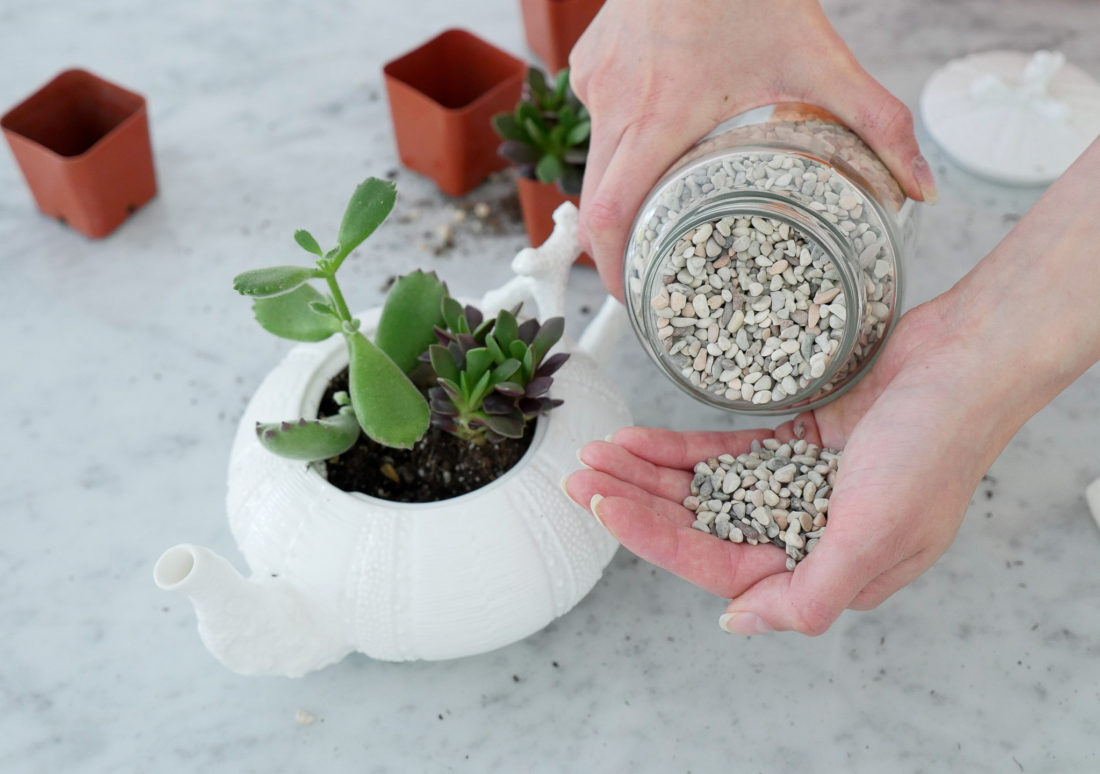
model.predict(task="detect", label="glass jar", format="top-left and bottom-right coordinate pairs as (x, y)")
top-left (624, 104), bottom-right (921, 415)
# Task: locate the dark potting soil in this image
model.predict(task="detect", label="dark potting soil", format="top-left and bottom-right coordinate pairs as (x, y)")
top-left (318, 368), bottom-right (536, 503)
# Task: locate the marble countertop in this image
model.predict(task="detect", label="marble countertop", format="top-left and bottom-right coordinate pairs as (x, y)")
top-left (2, 1), bottom-right (1098, 772)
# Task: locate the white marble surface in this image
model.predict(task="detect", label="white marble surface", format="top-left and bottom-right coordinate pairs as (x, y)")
top-left (1, 1), bottom-right (1098, 772)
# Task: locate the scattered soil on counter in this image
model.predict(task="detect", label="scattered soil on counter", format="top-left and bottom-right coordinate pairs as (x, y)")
top-left (317, 368), bottom-right (536, 502)
top-left (390, 169), bottom-right (525, 256)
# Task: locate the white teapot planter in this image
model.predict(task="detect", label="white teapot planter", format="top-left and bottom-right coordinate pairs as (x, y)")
top-left (154, 204), bottom-right (632, 676)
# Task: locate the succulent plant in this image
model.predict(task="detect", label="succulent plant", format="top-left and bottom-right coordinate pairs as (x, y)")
top-left (233, 177), bottom-right (446, 457)
top-left (424, 299), bottom-right (568, 445)
top-left (492, 67), bottom-right (589, 195)
top-left (234, 176), bottom-right (569, 462)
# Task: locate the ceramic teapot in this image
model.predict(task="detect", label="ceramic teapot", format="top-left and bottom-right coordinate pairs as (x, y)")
top-left (154, 204), bottom-right (632, 676)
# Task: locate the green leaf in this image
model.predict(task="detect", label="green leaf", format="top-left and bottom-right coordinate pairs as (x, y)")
top-left (509, 339), bottom-right (529, 361)
top-left (523, 117), bottom-right (548, 149)
top-left (438, 377), bottom-right (463, 404)
top-left (566, 120), bottom-right (590, 146)
top-left (558, 105), bottom-right (577, 131)
top-left (233, 265), bottom-right (323, 297)
top-left (441, 296), bottom-right (465, 333)
top-left (337, 177), bottom-right (397, 257)
top-left (495, 309), bottom-right (519, 348)
top-left (531, 316), bottom-right (565, 361)
top-left (549, 124), bottom-right (567, 148)
top-left (346, 332), bottom-right (429, 449)
top-left (516, 103), bottom-right (540, 134)
top-left (429, 344), bottom-right (460, 384)
top-left (252, 284), bottom-right (342, 342)
top-left (465, 348), bottom-right (492, 385)
top-left (255, 409), bottom-right (360, 461)
top-left (491, 358), bottom-right (521, 383)
top-left (495, 381), bottom-right (525, 397)
top-left (527, 67), bottom-right (550, 99)
top-left (521, 345), bottom-right (535, 381)
top-left (536, 153), bottom-right (563, 184)
top-left (485, 333), bottom-right (506, 363)
top-left (375, 270), bottom-right (448, 373)
top-left (294, 229), bottom-right (323, 256)
top-left (467, 370), bottom-right (493, 408)
top-left (492, 113), bottom-right (527, 142)
top-left (553, 68), bottom-right (570, 100)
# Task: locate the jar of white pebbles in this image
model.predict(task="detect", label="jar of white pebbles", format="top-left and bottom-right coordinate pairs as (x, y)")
top-left (624, 104), bottom-right (921, 414)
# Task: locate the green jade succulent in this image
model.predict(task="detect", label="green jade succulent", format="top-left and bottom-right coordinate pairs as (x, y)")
top-left (492, 67), bottom-right (590, 195)
top-left (232, 177), bottom-right (569, 462)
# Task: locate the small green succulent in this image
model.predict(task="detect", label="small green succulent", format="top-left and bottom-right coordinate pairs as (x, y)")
top-left (492, 67), bottom-right (589, 195)
top-left (425, 300), bottom-right (568, 445)
top-left (233, 176), bottom-right (569, 462)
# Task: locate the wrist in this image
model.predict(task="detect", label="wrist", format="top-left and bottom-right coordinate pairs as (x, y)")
top-left (935, 140), bottom-right (1100, 429)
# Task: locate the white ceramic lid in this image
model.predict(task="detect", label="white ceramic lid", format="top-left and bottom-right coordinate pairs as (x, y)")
top-left (920, 50), bottom-right (1100, 185)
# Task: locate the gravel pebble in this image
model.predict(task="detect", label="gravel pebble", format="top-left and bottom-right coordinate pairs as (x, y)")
top-left (686, 443), bottom-right (841, 570)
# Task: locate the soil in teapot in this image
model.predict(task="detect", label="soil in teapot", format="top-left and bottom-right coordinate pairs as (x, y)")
top-left (318, 369), bottom-right (536, 502)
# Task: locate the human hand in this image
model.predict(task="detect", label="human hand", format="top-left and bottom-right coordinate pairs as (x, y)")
top-left (569, 0), bottom-right (937, 299)
top-left (564, 297), bottom-right (1010, 635)
top-left (565, 135), bottom-right (1100, 636)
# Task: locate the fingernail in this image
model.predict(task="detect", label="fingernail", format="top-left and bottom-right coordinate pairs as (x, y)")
top-left (588, 493), bottom-right (606, 525)
top-left (911, 154), bottom-right (938, 204)
top-left (604, 433), bottom-right (616, 443)
top-left (718, 612), bottom-right (773, 635)
top-left (560, 474), bottom-right (572, 496)
top-left (576, 448), bottom-right (591, 467)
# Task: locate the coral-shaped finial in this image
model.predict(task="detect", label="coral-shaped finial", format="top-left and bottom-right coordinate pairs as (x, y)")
top-left (481, 202), bottom-right (581, 320)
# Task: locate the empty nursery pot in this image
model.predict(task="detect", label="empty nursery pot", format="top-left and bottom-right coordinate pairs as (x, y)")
top-left (1, 68), bottom-right (157, 238)
top-left (519, 0), bottom-right (605, 74)
top-left (383, 29), bottom-right (527, 197)
top-left (516, 176), bottom-right (591, 266)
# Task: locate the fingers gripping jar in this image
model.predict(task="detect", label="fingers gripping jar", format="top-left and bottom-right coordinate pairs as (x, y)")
top-left (624, 104), bottom-right (920, 414)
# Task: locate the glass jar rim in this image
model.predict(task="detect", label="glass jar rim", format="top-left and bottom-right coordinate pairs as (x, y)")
top-left (630, 190), bottom-right (872, 415)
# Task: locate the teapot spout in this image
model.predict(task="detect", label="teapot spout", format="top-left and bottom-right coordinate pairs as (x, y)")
top-left (154, 544), bottom-right (350, 677)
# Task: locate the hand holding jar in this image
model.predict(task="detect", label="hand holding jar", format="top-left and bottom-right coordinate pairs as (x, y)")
top-left (565, 0), bottom-right (1100, 636)
top-left (569, 0), bottom-right (936, 299)
top-left (567, 138), bottom-right (1100, 634)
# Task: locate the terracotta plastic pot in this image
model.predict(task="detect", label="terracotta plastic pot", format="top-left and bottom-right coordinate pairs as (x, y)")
top-left (1, 69), bottom-right (157, 238)
top-left (519, 0), bottom-right (605, 73)
top-left (517, 176), bottom-right (591, 266)
top-left (384, 29), bottom-right (527, 197)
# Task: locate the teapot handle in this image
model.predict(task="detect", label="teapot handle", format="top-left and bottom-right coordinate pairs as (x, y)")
top-left (480, 202), bottom-right (626, 362)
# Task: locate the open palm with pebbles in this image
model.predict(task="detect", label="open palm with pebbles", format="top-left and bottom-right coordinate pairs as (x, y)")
top-left (565, 298), bottom-right (1005, 636)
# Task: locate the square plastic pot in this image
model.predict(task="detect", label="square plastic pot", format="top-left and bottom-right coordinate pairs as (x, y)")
top-left (520, 0), bottom-right (605, 74)
top-left (517, 176), bottom-right (591, 266)
top-left (384, 29), bottom-right (526, 197)
top-left (1, 68), bottom-right (157, 238)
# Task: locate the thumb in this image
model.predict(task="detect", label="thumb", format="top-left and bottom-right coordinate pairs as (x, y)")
top-left (718, 528), bottom-right (884, 636)
top-left (820, 68), bottom-right (937, 204)
top-left (579, 119), bottom-right (710, 301)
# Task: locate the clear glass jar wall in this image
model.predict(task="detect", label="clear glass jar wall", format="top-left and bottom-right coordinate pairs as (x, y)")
top-left (624, 104), bottom-right (921, 415)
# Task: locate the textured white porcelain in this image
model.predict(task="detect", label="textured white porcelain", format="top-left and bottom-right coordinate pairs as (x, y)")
top-left (1087, 477), bottom-right (1100, 530)
top-left (920, 50), bottom-right (1100, 185)
top-left (155, 205), bottom-right (633, 676)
